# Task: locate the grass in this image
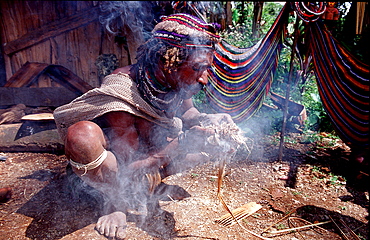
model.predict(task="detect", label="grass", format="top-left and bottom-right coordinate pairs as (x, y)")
top-left (191, 173), bottom-right (199, 178)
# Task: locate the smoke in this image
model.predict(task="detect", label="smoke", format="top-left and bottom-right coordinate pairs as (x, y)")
top-left (98, 1), bottom-right (155, 40)
top-left (196, 1), bottom-right (225, 16)
top-left (98, 1), bottom-right (226, 40)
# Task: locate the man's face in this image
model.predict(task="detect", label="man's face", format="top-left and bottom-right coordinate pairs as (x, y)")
top-left (167, 48), bottom-right (214, 99)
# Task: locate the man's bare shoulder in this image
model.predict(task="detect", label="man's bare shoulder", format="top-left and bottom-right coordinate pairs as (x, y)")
top-left (112, 66), bottom-right (131, 75)
top-left (103, 111), bottom-right (137, 129)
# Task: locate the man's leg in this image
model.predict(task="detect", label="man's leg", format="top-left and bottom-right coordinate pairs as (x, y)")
top-left (160, 152), bottom-right (211, 178)
top-left (64, 121), bottom-right (127, 239)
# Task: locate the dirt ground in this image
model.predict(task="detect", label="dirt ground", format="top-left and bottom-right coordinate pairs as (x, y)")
top-left (0, 132), bottom-right (369, 240)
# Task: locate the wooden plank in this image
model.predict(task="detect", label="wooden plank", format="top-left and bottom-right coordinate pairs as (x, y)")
top-left (4, 62), bottom-right (49, 87)
top-left (37, 74), bottom-right (52, 88)
top-left (270, 92), bottom-right (304, 116)
top-left (0, 87), bottom-right (78, 107)
top-left (69, 24), bottom-right (88, 86)
top-left (100, 27), bottom-right (129, 69)
top-left (30, 40), bottom-right (52, 87)
top-left (21, 113), bottom-right (54, 121)
top-left (122, 23), bottom-right (144, 65)
top-left (3, 6), bottom-right (101, 55)
top-left (4, 62), bottom-right (93, 94)
top-left (83, 22), bottom-right (102, 87)
top-left (0, 123), bottom-right (64, 153)
top-left (46, 65), bottom-right (93, 94)
top-left (0, 1), bottom-right (26, 44)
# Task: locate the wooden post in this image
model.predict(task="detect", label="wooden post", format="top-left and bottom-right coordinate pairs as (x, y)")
top-left (252, 2), bottom-right (264, 39)
top-left (278, 16), bottom-right (300, 161)
top-left (225, 2), bottom-right (233, 27)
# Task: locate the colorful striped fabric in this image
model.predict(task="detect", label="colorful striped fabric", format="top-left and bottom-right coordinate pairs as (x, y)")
top-left (308, 21), bottom-right (369, 147)
top-left (205, 4), bottom-right (289, 123)
top-left (204, 2), bottom-right (369, 147)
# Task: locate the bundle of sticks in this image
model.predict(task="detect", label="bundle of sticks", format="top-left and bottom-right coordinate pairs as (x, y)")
top-left (215, 202), bottom-right (262, 227)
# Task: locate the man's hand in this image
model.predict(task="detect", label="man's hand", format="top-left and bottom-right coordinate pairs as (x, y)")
top-left (179, 103), bottom-right (235, 129)
top-left (178, 112), bottom-right (243, 157)
top-left (178, 125), bottom-right (215, 153)
top-left (198, 113), bottom-right (235, 127)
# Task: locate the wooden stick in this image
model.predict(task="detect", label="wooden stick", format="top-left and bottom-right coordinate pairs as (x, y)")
top-left (218, 211), bottom-right (248, 222)
top-left (288, 217), bottom-right (330, 233)
top-left (288, 217), bottom-right (305, 239)
top-left (329, 216), bottom-right (350, 240)
top-left (216, 158), bottom-right (272, 240)
top-left (262, 210), bottom-right (296, 233)
top-left (266, 221), bottom-right (331, 234)
top-left (167, 195), bottom-right (176, 203)
top-left (218, 194), bottom-right (272, 240)
top-left (359, 171), bottom-right (369, 176)
top-left (278, 15), bottom-right (300, 161)
top-left (216, 203), bottom-right (262, 224)
top-left (352, 223), bottom-right (367, 232)
top-left (339, 219), bottom-right (361, 240)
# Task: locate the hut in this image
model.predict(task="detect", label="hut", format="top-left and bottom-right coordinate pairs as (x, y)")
top-left (0, 1), bottom-right (160, 108)
top-left (0, 1), bottom-right (166, 151)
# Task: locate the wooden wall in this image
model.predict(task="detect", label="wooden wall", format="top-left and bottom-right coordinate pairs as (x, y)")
top-left (0, 1), bottom-right (143, 89)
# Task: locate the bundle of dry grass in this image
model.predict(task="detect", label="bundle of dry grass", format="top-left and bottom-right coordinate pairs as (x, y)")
top-left (201, 121), bottom-right (251, 157)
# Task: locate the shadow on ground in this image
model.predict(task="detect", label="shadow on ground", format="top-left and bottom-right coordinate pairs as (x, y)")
top-left (296, 205), bottom-right (369, 240)
top-left (16, 170), bottom-right (102, 239)
top-left (15, 166), bottom-right (188, 239)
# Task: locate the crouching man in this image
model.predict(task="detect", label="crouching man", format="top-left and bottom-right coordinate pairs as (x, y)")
top-left (53, 13), bottom-right (236, 239)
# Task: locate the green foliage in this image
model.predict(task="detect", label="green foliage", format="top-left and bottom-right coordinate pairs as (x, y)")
top-left (191, 173), bottom-right (199, 178)
top-left (330, 3), bottom-right (369, 64)
top-left (219, 23), bottom-right (255, 48)
top-left (275, 223), bottom-right (287, 230)
top-left (300, 77), bottom-right (334, 132)
top-left (329, 173), bottom-right (346, 186)
top-left (192, 89), bottom-right (216, 114)
top-left (220, 2), bottom-right (254, 48)
top-left (300, 131), bottom-right (340, 149)
top-left (220, 2), bottom-right (283, 47)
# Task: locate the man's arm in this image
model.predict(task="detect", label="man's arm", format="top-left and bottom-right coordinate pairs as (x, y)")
top-left (177, 98), bottom-right (205, 129)
top-left (104, 111), bottom-right (185, 175)
top-left (177, 98), bottom-right (235, 129)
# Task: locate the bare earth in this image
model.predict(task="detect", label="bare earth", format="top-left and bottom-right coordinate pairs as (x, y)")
top-left (0, 132), bottom-right (368, 240)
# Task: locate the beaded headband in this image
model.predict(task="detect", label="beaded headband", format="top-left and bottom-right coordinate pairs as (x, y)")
top-left (152, 13), bottom-right (221, 49)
